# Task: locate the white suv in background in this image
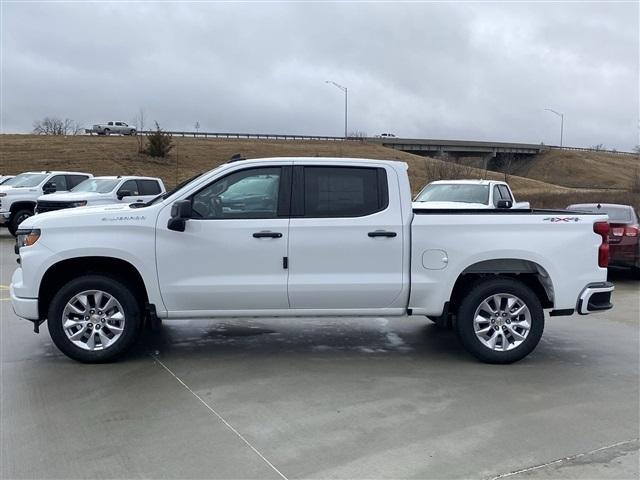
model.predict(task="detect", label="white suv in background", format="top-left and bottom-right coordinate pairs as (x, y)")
top-left (0, 171), bottom-right (92, 235)
top-left (36, 176), bottom-right (166, 214)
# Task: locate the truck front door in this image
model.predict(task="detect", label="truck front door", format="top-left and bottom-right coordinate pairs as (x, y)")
top-left (156, 165), bottom-right (292, 313)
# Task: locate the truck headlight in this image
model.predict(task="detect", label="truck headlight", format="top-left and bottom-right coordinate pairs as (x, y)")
top-left (70, 201), bottom-right (87, 207)
top-left (15, 228), bottom-right (41, 253)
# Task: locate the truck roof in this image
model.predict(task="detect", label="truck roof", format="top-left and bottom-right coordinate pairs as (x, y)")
top-left (22, 171), bottom-right (91, 175)
top-left (90, 175), bottom-right (162, 181)
top-left (429, 179), bottom-right (506, 186)
top-left (230, 157), bottom-right (409, 169)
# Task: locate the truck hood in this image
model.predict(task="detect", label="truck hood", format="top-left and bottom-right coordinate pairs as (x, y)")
top-left (21, 203), bottom-right (152, 228)
top-left (0, 186), bottom-right (39, 195)
top-left (412, 201), bottom-right (489, 209)
top-left (37, 191), bottom-right (108, 202)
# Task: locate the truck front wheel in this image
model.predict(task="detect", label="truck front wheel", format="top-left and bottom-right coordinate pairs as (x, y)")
top-left (47, 275), bottom-right (141, 363)
top-left (456, 277), bottom-right (544, 364)
top-left (8, 208), bottom-right (34, 236)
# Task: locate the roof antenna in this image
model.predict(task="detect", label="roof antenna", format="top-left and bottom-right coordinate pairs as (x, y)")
top-left (227, 153), bottom-right (246, 163)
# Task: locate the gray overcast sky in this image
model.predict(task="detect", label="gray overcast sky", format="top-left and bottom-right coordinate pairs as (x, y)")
top-left (2, 1), bottom-right (638, 150)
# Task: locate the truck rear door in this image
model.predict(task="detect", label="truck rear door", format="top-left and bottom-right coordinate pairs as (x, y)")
top-left (287, 163), bottom-right (405, 309)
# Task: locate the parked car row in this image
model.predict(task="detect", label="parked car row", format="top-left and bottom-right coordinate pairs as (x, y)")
top-left (0, 171), bottom-right (165, 235)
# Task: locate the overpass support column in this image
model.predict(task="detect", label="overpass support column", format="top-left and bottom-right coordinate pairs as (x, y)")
top-left (482, 150), bottom-right (497, 170)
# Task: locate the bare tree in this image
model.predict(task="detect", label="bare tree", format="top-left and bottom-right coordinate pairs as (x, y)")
top-left (133, 108), bottom-right (146, 153)
top-left (590, 143), bottom-right (605, 151)
top-left (347, 130), bottom-right (367, 138)
top-left (195, 121), bottom-right (200, 133)
top-left (32, 117), bottom-right (80, 135)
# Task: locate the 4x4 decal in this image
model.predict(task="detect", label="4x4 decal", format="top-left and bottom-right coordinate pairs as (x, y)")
top-left (543, 217), bottom-right (580, 222)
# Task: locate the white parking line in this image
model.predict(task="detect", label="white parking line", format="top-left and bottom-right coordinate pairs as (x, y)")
top-left (489, 438), bottom-right (640, 479)
top-left (150, 353), bottom-right (289, 480)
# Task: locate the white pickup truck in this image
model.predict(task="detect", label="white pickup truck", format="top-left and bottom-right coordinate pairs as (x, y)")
top-left (10, 158), bottom-right (613, 364)
top-left (36, 176), bottom-right (166, 214)
top-left (89, 121), bottom-right (136, 136)
top-left (0, 171), bottom-right (93, 235)
top-left (414, 179), bottom-right (530, 209)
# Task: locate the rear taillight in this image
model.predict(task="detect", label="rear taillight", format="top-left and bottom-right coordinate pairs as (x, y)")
top-left (624, 225), bottom-right (639, 237)
top-left (594, 221), bottom-right (609, 268)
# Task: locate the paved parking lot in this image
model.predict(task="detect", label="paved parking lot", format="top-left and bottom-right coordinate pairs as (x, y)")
top-left (1, 229), bottom-right (638, 479)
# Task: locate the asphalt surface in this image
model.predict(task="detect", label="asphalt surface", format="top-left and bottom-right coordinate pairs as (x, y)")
top-left (1, 229), bottom-right (638, 479)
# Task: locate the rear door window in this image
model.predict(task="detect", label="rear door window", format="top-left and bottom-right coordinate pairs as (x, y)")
top-left (66, 175), bottom-right (90, 189)
top-left (298, 166), bottom-right (388, 217)
top-left (137, 179), bottom-right (162, 195)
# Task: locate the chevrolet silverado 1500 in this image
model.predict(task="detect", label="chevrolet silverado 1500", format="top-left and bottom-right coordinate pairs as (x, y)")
top-left (10, 158), bottom-right (614, 363)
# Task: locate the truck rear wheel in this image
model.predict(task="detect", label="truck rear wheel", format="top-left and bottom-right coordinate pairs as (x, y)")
top-left (456, 277), bottom-right (544, 364)
top-left (47, 275), bottom-right (141, 363)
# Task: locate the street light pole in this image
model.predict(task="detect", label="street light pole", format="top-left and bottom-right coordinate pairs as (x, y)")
top-left (326, 80), bottom-right (348, 138)
top-left (545, 108), bottom-right (564, 147)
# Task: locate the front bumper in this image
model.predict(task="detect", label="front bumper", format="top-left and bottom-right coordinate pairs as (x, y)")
top-left (10, 269), bottom-right (39, 320)
top-left (577, 282), bottom-right (614, 315)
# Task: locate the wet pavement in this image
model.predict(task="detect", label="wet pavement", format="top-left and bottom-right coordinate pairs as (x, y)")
top-left (1, 230), bottom-right (638, 479)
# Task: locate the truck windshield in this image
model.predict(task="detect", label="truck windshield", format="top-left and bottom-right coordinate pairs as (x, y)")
top-left (3, 173), bottom-right (48, 188)
top-left (415, 184), bottom-right (490, 204)
top-left (72, 178), bottom-right (120, 193)
top-left (137, 172), bottom-right (205, 207)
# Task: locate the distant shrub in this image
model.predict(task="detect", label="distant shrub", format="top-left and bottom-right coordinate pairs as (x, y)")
top-left (144, 122), bottom-right (173, 158)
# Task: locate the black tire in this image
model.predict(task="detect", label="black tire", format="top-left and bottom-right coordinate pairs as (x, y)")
top-left (47, 275), bottom-right (142, 363)
top-left (104, 129), bottom-right (110, 136)
top-left (456, 277), bottom-right (544, 364)
top-left (129, 129), bottom-right (137, 136)
top-left (8, 208), bottom-right (34, 236)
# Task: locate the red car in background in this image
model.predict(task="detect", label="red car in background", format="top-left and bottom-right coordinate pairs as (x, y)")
top-left (567, 203), bottom-right (639, 276)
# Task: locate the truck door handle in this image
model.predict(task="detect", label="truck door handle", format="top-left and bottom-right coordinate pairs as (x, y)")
top-left (368, 231), bottom-right (397, 238)
top-left (252, 231), bottom-right (283, 238)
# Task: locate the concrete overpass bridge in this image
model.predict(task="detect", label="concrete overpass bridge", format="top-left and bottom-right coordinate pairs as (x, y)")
top-left (368, 137), bottom-right (545, 166)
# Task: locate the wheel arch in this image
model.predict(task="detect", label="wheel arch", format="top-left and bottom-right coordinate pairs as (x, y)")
top-left (449, 258), bottom-right (554, 313)
top-left (10, 201), bottom-right (36, 214)
top-left (38, 256), bottom-right (149, 321)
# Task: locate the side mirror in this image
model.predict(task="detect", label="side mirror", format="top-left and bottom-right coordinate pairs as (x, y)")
top-left (43, 182), bottom-right (56, 194)
top-left (117, 190), bottom-right (131, 200)
top-left (496, 199), bottom-right (513, 209)
top-left (167, 199), bottom-right (192, 232)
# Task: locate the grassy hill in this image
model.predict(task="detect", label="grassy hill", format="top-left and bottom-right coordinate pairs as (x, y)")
top-left (1, 134), bottom-right (637, 209)
top-left (513, 149), bottom-right (639, 190)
